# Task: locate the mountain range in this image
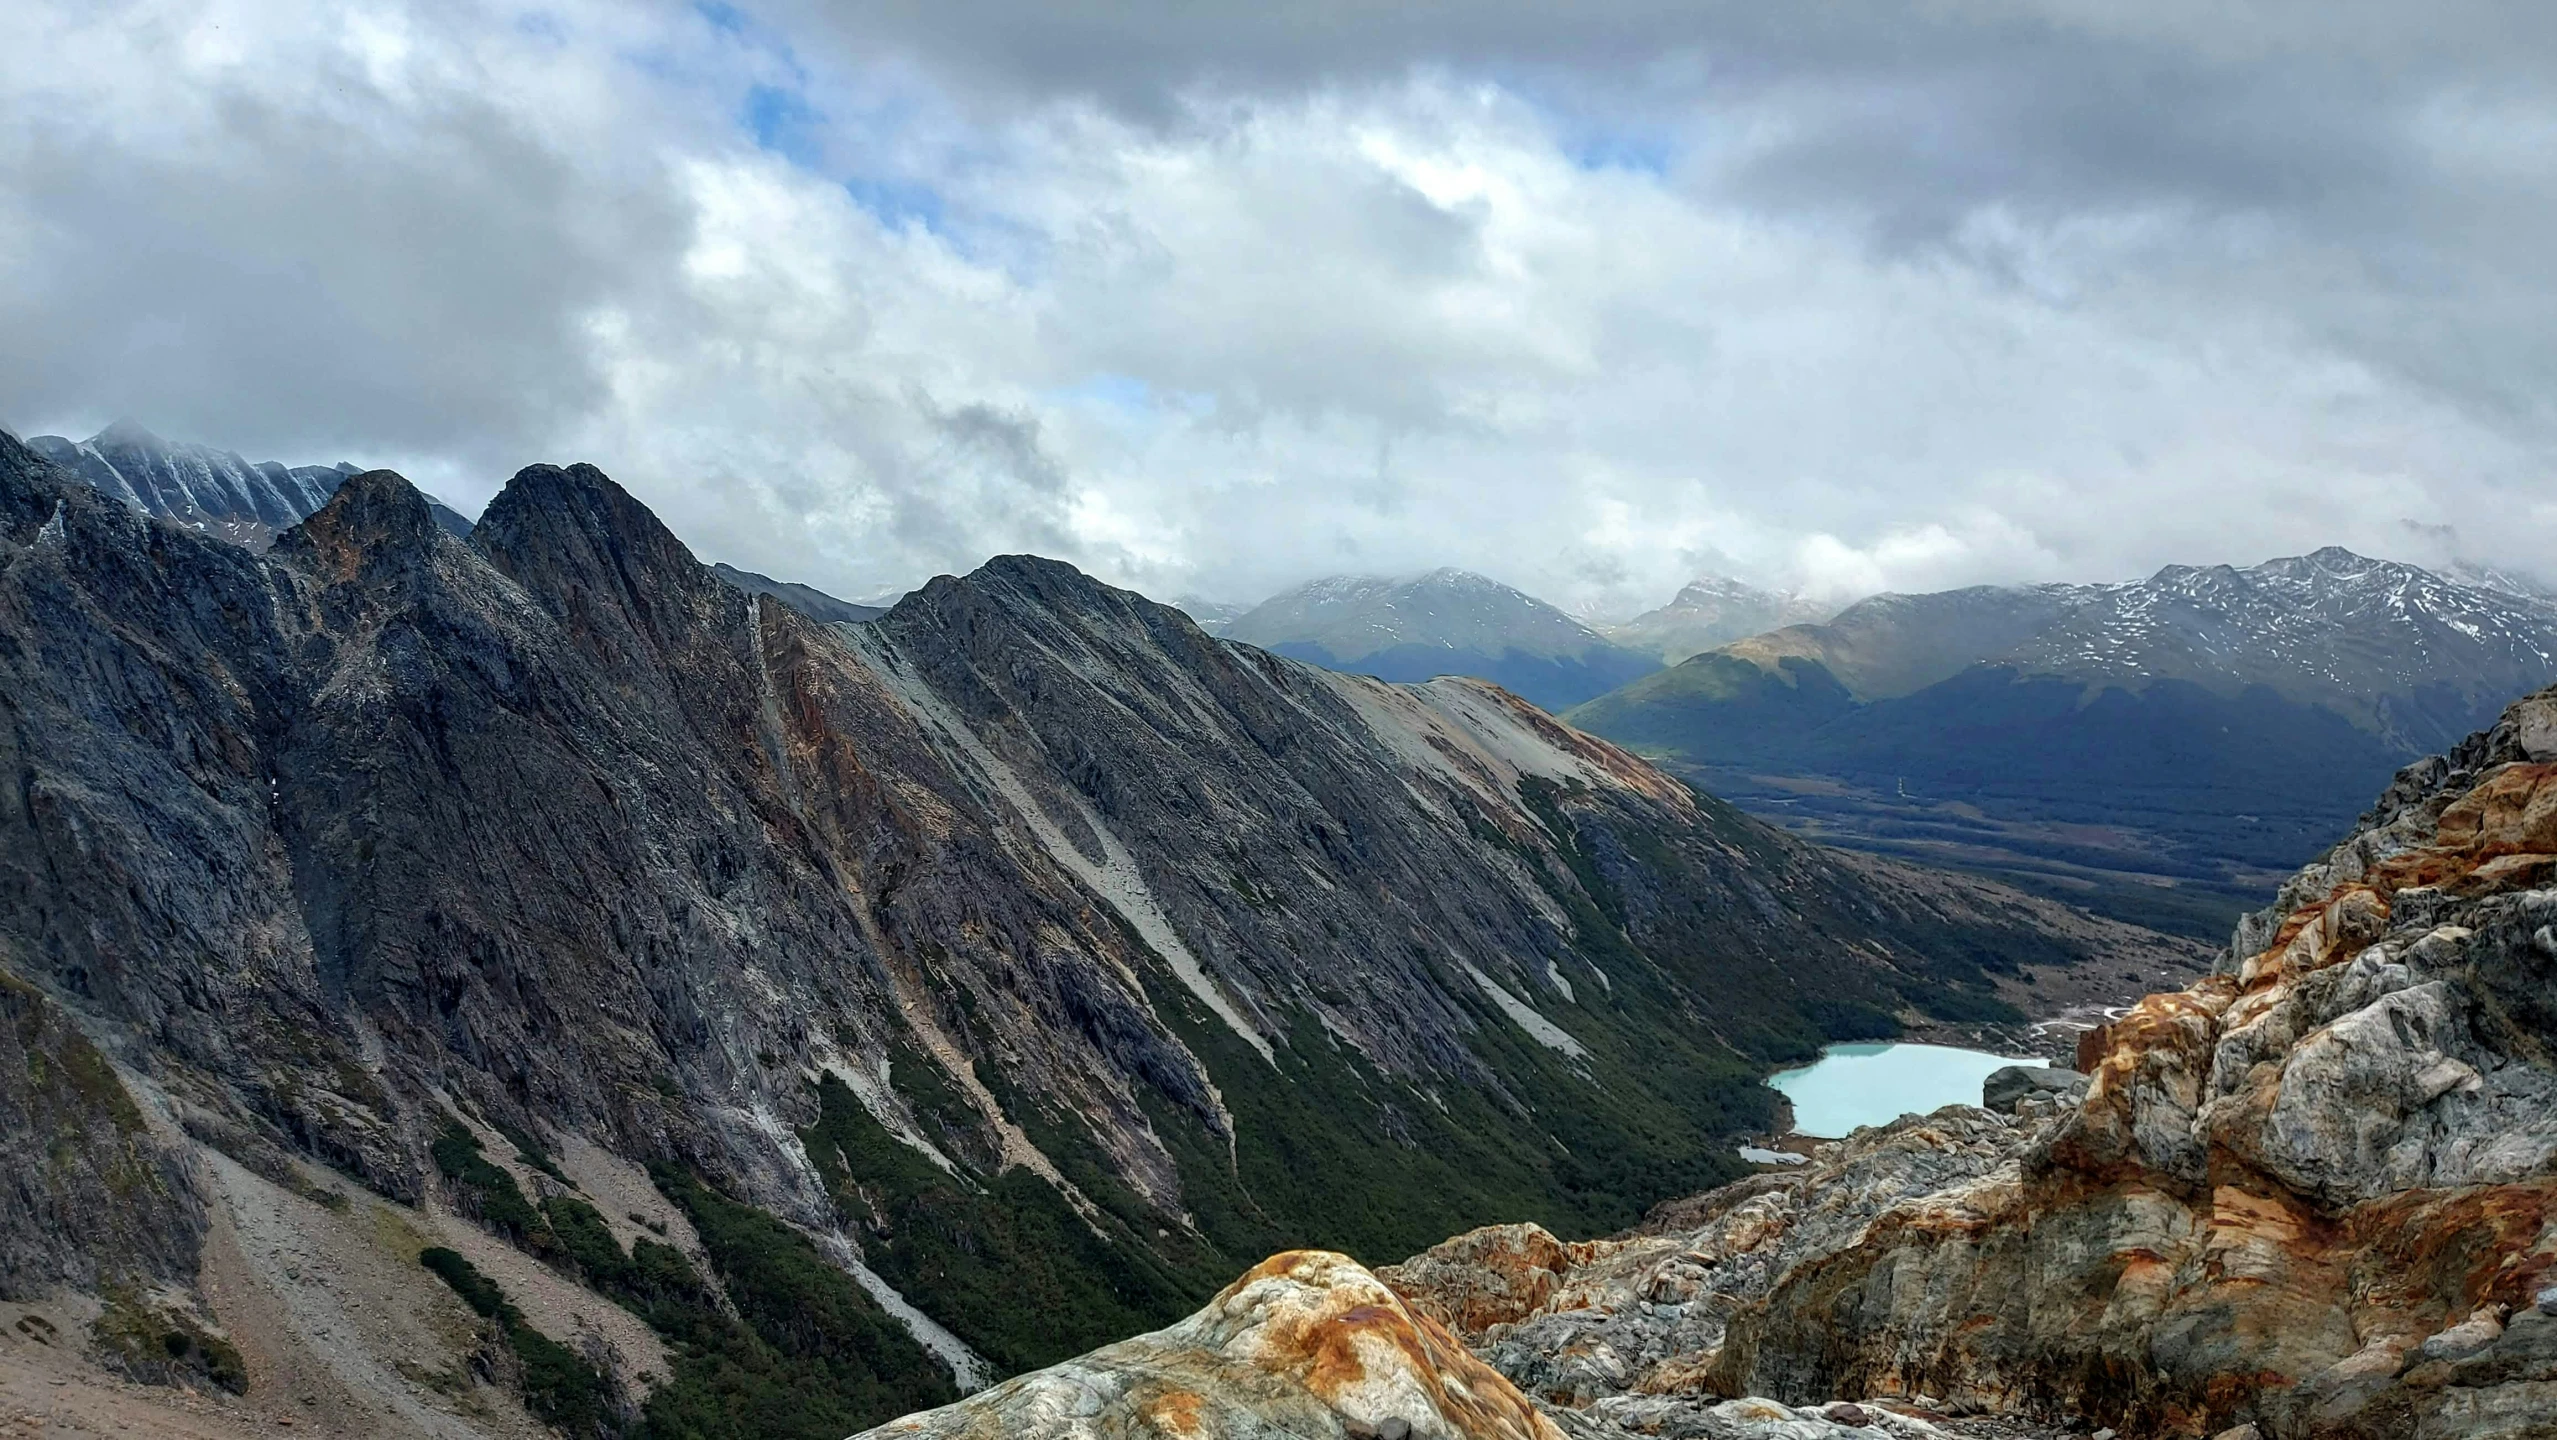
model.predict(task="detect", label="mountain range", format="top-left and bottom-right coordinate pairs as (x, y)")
top-left (1603, 576), bottom-right (1835, 665)
top-left (1568, 548), bottom-right (2557, 936)
top-left (0, 428), bottom-right (2180, 1439)
top-left (28, 420), bottom-right (902, 630)
top-left (1221, 569), bottom-right (1663, 711)
top-left (28, 420), bottom-right (475, 545)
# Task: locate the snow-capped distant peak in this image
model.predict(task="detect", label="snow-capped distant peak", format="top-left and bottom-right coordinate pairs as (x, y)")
top-left (2001, 546), bottom-right (2557, 744)
top-left (27, 421), bottom-right (472, 546)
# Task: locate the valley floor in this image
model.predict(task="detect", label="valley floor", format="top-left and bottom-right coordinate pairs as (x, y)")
top-left (1679, 761), bottom-right (2287, 942)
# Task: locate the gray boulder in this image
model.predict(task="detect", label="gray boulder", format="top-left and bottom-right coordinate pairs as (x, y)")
top-left (1982, 1064), bottom-right (2088, 1114)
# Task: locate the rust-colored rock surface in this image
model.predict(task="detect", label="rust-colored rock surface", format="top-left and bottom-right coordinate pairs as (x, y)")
top-left (855, 1251), bottom-right (1566, 1440)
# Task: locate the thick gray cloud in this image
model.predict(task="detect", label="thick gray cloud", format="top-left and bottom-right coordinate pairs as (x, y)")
top-left (0, 2), bottom-right (692, 476)
top-left (4, 0), bottom-right (2554, 616)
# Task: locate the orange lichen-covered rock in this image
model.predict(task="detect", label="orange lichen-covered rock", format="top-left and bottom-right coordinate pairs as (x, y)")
top-left (857, 1251), bottom-right (1564, 1440)
top-left (2053, 986), bottom-right (2231, 1184)
top-left (2432, 762), bottom-right (2557, 858)
top-left (1378, 1223), bottom-right (1637, 1338)
top-left (2237, 887), bottom-right (2388, 986)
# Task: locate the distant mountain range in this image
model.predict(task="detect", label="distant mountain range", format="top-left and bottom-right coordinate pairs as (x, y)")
top-left (1222, 568), bottom-right (1663, 711)
top-left (1568, 547), bottom-right (2557, 935)
top-left (28, 421), bottom-right (475, 545)
top-left (1604, 576), bottom-right (1835, 664)
top-left (1168, 594), bottom-right (1250, 633)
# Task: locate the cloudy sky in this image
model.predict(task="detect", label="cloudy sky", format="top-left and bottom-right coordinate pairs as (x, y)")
top-left (4, 1), bottom-right (2553, 615)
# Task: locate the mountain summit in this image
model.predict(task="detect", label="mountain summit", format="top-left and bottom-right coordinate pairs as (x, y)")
top-left (26, 420), bottom-right (474, 546)
top-left (1605, 576), bottom-right (1836, 665)
top-left (1224, 568), bottom-right (1661, 710)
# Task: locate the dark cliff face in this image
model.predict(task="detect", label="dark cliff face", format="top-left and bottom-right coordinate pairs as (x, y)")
top-left (0, 429), bottom-right (2161, 1412)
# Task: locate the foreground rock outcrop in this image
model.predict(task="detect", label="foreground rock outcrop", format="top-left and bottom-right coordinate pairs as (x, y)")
top-left (858, 1251), bottom-right (1992, 1440)
top-left (856, 1251), bottom-right (1564, 1440)
top-left (1390, 686), bottom-right (2557, 1438)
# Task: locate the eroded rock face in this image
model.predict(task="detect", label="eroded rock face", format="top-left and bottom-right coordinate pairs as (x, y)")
top-left (1387, 686), bottom-right (2557, 1439)
top-left (0, 973), bottom-right (202, 1297)
top-left (1387, 1107), bottom-right (2062, 1413)
top-left (1981, 1066), bottom-right (2087, 1115)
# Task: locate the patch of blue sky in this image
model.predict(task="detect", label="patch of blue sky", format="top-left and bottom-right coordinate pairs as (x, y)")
top-left (512, 9), bottom-right (568, 46)
top-left (1049, 375), bottom-right (1217, 422)
top-left (1059, 373), bottom-right (1153, 412)
top-left (1490, 70), bottom-right (1681, 178)
top-left (1567, 130), bottom-right (1675, 177)
top-left (842, 175), bottom-right (948, 236)
top-left (745, 83), bottom-right (826, 167)
top-left (620, 4), bottom-right (785, 95)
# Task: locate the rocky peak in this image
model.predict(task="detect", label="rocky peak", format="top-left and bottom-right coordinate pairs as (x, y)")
top-left (269, 468), bottom-right (446, 583)
top-left (473, 462), bottom-right (696, 590)
top-left (895, 553), bottom-right (1198, 654)
top-left (0, 428), bottom-right (71, 533)
top-left (90, 416), bottom-right (167, 450)
top-left (18, 422), bottom-right (470, 546)
top-left (470, 460), bottom-right (736, 663)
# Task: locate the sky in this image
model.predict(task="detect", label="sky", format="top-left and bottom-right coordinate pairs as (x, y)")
top-left (4, 1), bottom-right (2554, 618)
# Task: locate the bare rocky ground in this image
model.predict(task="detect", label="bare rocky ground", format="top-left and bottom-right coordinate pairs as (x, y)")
top-left (0, 1069), bottom-right (567, 1440)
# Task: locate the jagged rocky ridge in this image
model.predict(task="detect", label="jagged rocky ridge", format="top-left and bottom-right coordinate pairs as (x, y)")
top-left (0, 430), bottom-right (2165, 1436)
top-left (858, 1240), bottom-right (2007, 1440)
top-left (28, 420), bottom-right (473, 546)
top-left (707, 561), bottom-right (887, 624)
top-left (1376, 683), bottom-right (2557, 1439)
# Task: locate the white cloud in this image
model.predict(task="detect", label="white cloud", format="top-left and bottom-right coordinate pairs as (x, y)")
top-left (4, 0), bottom-right (2555, 616)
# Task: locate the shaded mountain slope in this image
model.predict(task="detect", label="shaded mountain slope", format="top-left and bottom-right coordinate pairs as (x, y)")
top-left (709, 561), bottom-right (885, 624)
top-left (0, 430), bottom-right (2167, 1433)
top-left (1225, 570), bottom-right (1660, 711)
top-left (1719, 584), bottom-right (2094, 701)
top-left (1604, 578), bottom-right (1835, 667)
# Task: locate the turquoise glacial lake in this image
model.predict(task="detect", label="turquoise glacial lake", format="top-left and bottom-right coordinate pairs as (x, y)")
top-left (1769, 1042), bottom-right (2047, 1138)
